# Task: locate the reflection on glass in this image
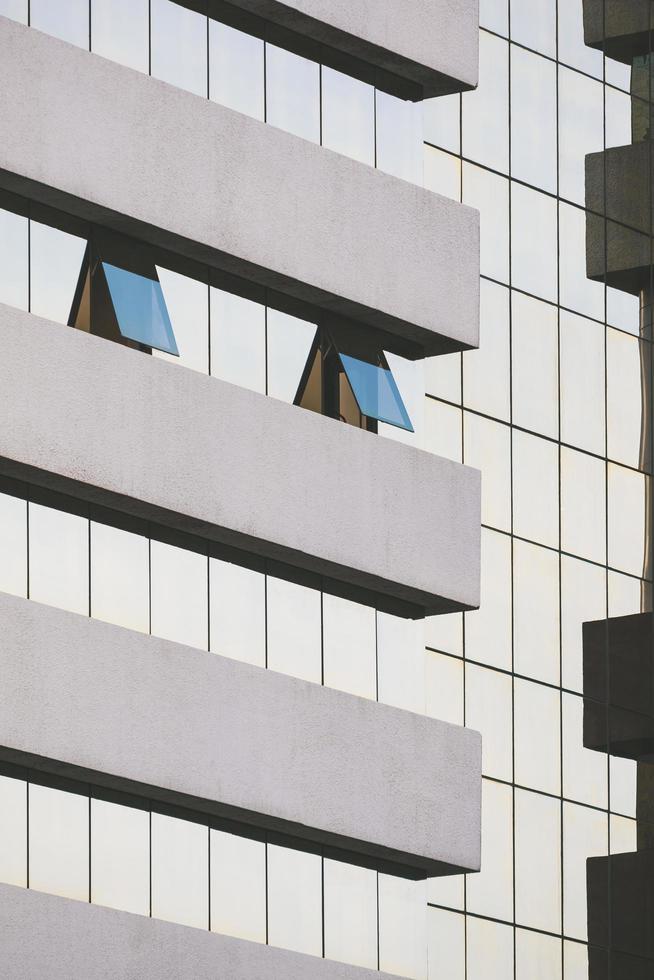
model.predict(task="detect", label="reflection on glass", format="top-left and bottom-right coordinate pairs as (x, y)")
top-left (30, 220), bottom-right (87, 324)
top-left (30, 0), bottom-right (89, 48)
top-left (561, 555), bottom-right (606, 695)
top-left (29, 784), bottom-right (89, 901)
top-left (378, 875), bottom-right (427, 979)
top-left (514, 788), bottom-right (561, 934)
top-left (515, 930), bottom-right (562, 980)
top-left (210, 829), bottom-right (266, 943)
top-left (560, 310), bottom-right (605, 456)
top-left (510, 0), bottom-right (555, 57)
top-left (265, 44), bottom-right (320, 143)
top-left (209, 557), bottom-right (265, 667)
top-left (91, 799), bottom-right (149, 915)
top-left (151, 813), bottom-right (208, 929)
top-left (463, 413), bottom-right (511, 532)
top-left (28, 503), bottom-right (89, 616)
top-left (465, 528), bottom-right (512, 671)
top-left (0, 207), bottom-right (28, 310)
top-left (512, 429), bottom-right (559, 548)
top-left (560, 447), bottom-right (606, 566)
top-left (322, 592), bottom-right (376, 699)
top-left (0, 775), bottom-right (26, 887)
top-left (514, 677), bottom-right (561, 796)
top-left (562, 692), bottom-right (608, 810)
top-left (321, 67), bottom-right (375, 166)
top-left (102, 263), bottom-right (179, 356)
top-left (150, 0), bottom-right (207, 97)
top-left (513, 539), bottom-right (560, 686)
top-left (462, 32), bottom-right (509, 175)
top-left (607, 328), bottom-right (646, 469)
top-left (0, 0), bottom-right (27, 23)
top-left (562, 801), bottom-right (607, 941)
top-left (339, 353), bottom-right (413, 431)
top-left (209, 20), bottom-right (264, 120)
top-left (559, 202), bottom-right (604, 322)
top-left (510, 46), bottom-right (557, 194)
top-left (267, 309), bottom-right (317, 403)
top-left (464, 279), bottom-right (510, 420)
top-left (557, 0), bottom-right (603, 79)
top-left (0, 492), bottom-right (27, 598)
top-left (462, 164), bottom-right (510, 285)
top-left (375, 91), bottom-right (423, 184)
top-left (267, 844), bottom-right (322, 956)
top-left (558, 66), bottom-right (604, 206)
top-left (90, 522), bottom-right (149, 633)
top-left (323, 859), bottom-right (377, 969)
top-left (266, 575), bottom-right (321, 682)
top-left (466, 779), bottom-right (512, 921)
top-left (155, 267), bottom-right (207, 372)
top-left (467, 918), bottom-right (513, 979)
top-left (608, 463), bottom-right (648, 578)
top-left (150, 540), bottom-right (208, 650)
top-left (511, 183), bottom-right (557, 303)
top-left (511, 292), bottom-right (558, 438)
top-left (91, 0), bottom-right (148, 73)
top-left (210, 287), bottom-right (265, 394)
top-left (425, 650), bottom-right (463, 726)
top-left (465, 662), bottom-right (512, 781)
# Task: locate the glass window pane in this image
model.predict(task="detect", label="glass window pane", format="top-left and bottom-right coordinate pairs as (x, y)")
top-left (0, 775), bottom-right (26, 887)
top-left (375, 91), bottom-right (423, 184)
top-left (210, 288), bottom-right (266, 394)
top-left (0, 0), bottom-right (27, 23)
top-left (610, 755), bottom-right (637, 819)
top-left (480, 0), bottom-right (508, 35)
top-left (323, 859), bottom-right (377, 969)
top-left (560, 310), bottom-right (605, 456)
top-left (424, 399), bottom-right (462, 462)
top-left (466, 780), bottom-right (513, 921)
top-left (150, 540), bottom-right (208, 650)
top-left (267, 844), bottom-right (322, 957)
top-left (150, 0), bottom-right (206, 96)
top-left (209, 557), bottom-right (265, 668)
top-left (608, 463), bottom-right (649, 578)
top-left (562, 692), bottom-right (608, 809)
top-left (462, 32), bottom-right (509, 174)
top-left (0, 206), bottom-right (28, 309)
top-left (322, 67), bottom-right (375, 166)
top-left (425, 608), bottom-right (463, 659)
top-left (0, 491), bottom-right (27, 598)
top-left (462, 164), bottom-right (510, 286)
top-left (30, 220), bottom-right (87, 325)
top-left (425, 350), bottom-right (461, 405)
top-left (210, 829), bottom-right (265, 943)
top-left (515, 929), bottom-right (562, 980)
top-left (29, 503), bottom-right (89, 616)
top-left (339, 354), bottom-right (413, 431)
top-left (377, 611), bottom-right (425, 713)
top-left (91, 0), bottom-right (148, 73)
top-left (513, 538), bottom-right (560, 686)
top-left (151, 813), bottom-right (208, 928)
top-left (557, 0), bottom-right (603, 78)
top-left (511, 183), bottom-right (558, 303)
top-left (423, 93), bottom-right (461, 155)
top-left (560, 447), bottom-right (606, 566)
top-left (427, 907), bottom-right (465, 980)
top-left (465, 528), bottom-right (512, 671)
top-left (322, 592), bottom-right (376, 700)
top-left (378, 876), bottom-right (427, 979)
top-left (511, 0), bottom-right (555, 55)
top-left (265, 44), bottom-right (319, 143)
top-left (266, 574), bottom-right (321, 683)
top-left (91, 799), bottom-right (149, 915)
top-left (209, 20), bottom-right (264, 121)
top-left (467, 918), bottom-right (513, 980)
top-left (515, 788), bottom-right (561, 934)
top-left (155, 268), bottom-right (208, 373)
top-left (29, 784), bottom-right (89, 901)
top-left (559, 202), bottom-right (604, 321)
top-left (426, 866), bottom-right (464, 913)
top-left (267, 308), bottom-right (317, 404)
top-left (558, 67), bottom-right (604, 206)
top-left (464, 413), bottom-right (511, 532)
top-left (463, 279), bottom-right (510, 420)
top-left (102, 263), bottom-right (178, 355)
top-left (513, 430), bottom-right (559, 548)
top-left (607, 328), bottom-right (646, 469)
top-left (561, 555), bottom-right (606, 695)
top-left (424, 146), bottom-right (461, 201)
top-left (30, 0), bottom-right (89, 48)
top-left (510, 47), bottom-right (557, 193)
top-left (514, 677), bottom-right (561, 796)
top-left (425, 650), bottom-right (463, 726)
top-left (511, 292), bottom-right (559, 439)
top-left (90, 521), bottom-right (149, 633)
top-left (465, 663), bottom-right (512, 781)
top-left (562, 801), bottom-right (607, 941)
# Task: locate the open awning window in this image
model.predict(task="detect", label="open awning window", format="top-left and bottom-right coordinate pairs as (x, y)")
top-left (339, 352), bottom-right (413, 432)
top-left (102, 262), bottom-right (179, 356)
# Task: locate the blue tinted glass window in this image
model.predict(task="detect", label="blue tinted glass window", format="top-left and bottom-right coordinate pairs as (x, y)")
top-left (339, 354), bottom-right (413, 432)
top-left (102, 262), bottom-right (179, 356)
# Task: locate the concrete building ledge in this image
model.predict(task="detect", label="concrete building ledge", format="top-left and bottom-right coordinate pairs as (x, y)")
top-left (0, 16), bottom-right (480, 359)
top-left (583, 0), bottom-right (653, 63)
top-left (0, 883), bottom-right (405, 980)
top-left (229, 0), bottom-right (479, 98)
top-left (0, 592), bottom-right (482, 879)
top-left (0, 305), bottom-right (481, 618)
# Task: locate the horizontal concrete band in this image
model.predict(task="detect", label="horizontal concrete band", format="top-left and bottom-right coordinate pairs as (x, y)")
top-left (0, 884), bottom-right (405, 980)
top-left (231, 0), bottom-right (479, 98)
top-left (0, 593), bottom-right (482, 879)
top-left (0, 17), bottom-right (480, 359)
top-left (0, 306), bottom-right (481, 618)
top-left (583, 0), bottom-right (653, 62)
top-left (585, 144), bottom-right (653, 294)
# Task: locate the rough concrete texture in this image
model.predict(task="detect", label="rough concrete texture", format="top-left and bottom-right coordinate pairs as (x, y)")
top-left (0, 592), bottom-right (482, 878)
top-left (583, 0), bottom-right (653, 62)
top-left (585, 144), bottom-right (653, 294)
top-left (0, 17), bottom-right (480, 358)
top-left (0, 883), bottom-right (406, 980)
top-left (0, 305), bottom-right (482, 617)
top-left (231, 0), bottom-right (479, 97)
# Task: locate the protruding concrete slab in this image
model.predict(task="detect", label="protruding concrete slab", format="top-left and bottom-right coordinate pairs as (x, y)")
top-left (0, 883), bottom-right (406, 979)
top-left (0, 16), bottom-right (480, 358)
top-left (0, 592), bottom-right (482, 879)
top-left (0, 305), bottom-right (481, 618)
top-left (225, 0), bottom-right (479, 98)
top-left (583, 0), bottom-right (653, 63)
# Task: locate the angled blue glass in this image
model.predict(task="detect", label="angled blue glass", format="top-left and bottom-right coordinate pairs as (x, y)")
top-left (102, 262), bottom-right (179, 356)
top-left (339, 353), bottom-right (414, 432)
